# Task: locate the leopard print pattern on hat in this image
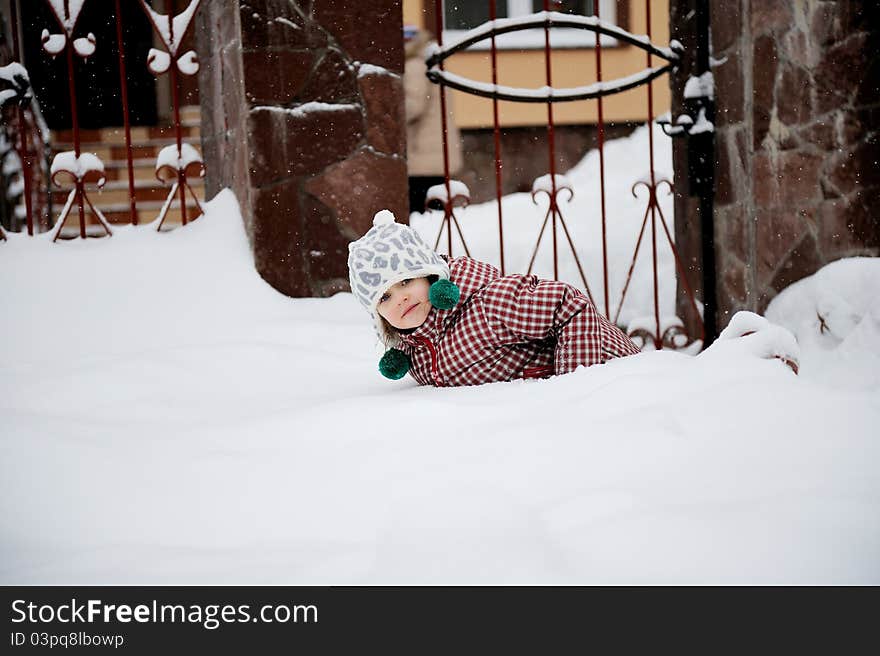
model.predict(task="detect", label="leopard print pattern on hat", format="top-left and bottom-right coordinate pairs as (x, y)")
top-left (348, 210), bottom-right (450, 341)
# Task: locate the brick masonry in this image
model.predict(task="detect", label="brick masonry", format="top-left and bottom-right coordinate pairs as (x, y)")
top-left (672, 0), bottom-right (879, 326)
top-left (195, 0), bottom-right (406, 297)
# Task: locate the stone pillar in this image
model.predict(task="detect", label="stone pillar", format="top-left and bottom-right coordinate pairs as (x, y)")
top-left (196, 0), bottom-right (407, 297)
top-left (672, 0), bottom-right (879, 327)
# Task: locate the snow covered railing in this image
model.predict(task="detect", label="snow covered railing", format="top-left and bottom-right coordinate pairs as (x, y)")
top-left (1, 56), bottom-right (51, 237)
top-left (0, 63), bottom-right (32, 107)
top-left (138, 0), bottom-right (204, 231)
top-left (154, 143), bottom-right (204, 230)
top-left (1, 0), bottom-right (205, 239)
top-left (426, 11), bottom-right (682, 103)
top-left (425, 180), bottom-right (473, 257)
top-left (428, 12), bottom-right (681, 69)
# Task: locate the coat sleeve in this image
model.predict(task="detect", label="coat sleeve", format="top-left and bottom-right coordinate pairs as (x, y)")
top-left (480, 275), bottom-right (608, 374)
top-left (448, 256), bottom-right (502, 299)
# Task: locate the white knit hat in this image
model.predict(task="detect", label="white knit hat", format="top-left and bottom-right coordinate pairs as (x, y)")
top-left (348, 210), bottom-right (450, 344)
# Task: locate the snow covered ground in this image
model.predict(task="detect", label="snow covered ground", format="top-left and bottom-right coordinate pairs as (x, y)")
top-left (2, 128), bottom-right (879, 584)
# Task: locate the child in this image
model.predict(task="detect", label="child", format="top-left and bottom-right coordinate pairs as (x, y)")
top-left (348, 210), bottom-right (641, 386)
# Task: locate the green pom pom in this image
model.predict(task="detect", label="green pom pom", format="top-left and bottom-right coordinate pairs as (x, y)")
top-left (379, 348), bottom-right (411, 380)
top-left (429, 278), bottom-right (460, 310)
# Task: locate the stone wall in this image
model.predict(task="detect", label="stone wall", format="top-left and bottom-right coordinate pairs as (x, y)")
top-left (196, 0), bottom-right (407, 297)
top-left (673, 0), bottom-right (878, 324)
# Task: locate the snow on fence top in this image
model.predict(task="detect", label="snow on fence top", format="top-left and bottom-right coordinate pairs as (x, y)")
top-left (40, 30), bottom-right (66, 56)
top-left (0, 62), bottom-right (30, 106)
top-left (251, 102), bottom-right (360, 118)
top-left (426, 180), bottom-right (470, 205)
top-left (156, 143), bottom-right (203, 172)
top-left (532, 174), bottom-right (573, 196)
top-left (356, 63), bottom-right (399, 79)
top-left (47, 0), bottom-right (87, 32)
top-left (142, 0), bottom-right (200, 53)
top-left (431, 11), bottom-right (680, 63)
top-left (428, 66), bottom-right (672, 103)
top-left (684, 71), bottom-right (714, 100)
top-left (50, 152), bottom-right (105, 186)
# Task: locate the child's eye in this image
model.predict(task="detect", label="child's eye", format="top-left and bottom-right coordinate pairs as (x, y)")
top-left (401, 279), bottom-right (410, 286)
top-left (379, 293), bottom-right (389, 303)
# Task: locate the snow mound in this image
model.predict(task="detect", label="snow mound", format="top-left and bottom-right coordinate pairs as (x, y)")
top-left (766, 257), bottom-right (880, 353)
top-left (2, 187), bottom-right (878, 584)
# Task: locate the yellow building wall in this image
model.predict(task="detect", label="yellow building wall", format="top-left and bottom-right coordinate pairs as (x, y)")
top-left (403, 1), bottom-right (671, 129)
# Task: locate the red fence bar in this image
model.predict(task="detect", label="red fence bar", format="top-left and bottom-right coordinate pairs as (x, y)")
top-left (66, 29), bottom-right (85, 239)
top-left (542, 0), bottom-right (559, 280)
top-left (44, 0), bottom-right (112, 241)
top-left (595, 1), bottom-right (609, 317)
top-left (138, 0), bottom-right (204, 231)
top-left (114, 0), bottom-right (138, 225)
top-left (433, 0), bottom-right (453, 255)
top-left (646, 0), bottom-right (661, 349)
top-left (489, 0), bottom-right (505, 274)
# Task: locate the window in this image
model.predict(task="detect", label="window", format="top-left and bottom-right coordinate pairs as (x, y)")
top-left (444, 2), bottom-right (509, 30)
top-left (531, 1), bottom-right (594, 15)
top-left (443, 0), bottom-right (616, 50)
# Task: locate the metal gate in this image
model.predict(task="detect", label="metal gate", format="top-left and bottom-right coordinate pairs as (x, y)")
top-left (422, 0), bottom-right (714, 350)
top-left (0, 0), bottom-right (204, 241)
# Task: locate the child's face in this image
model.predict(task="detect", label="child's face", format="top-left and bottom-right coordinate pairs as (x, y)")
top-left (377, 278), bottom-right (432, 330)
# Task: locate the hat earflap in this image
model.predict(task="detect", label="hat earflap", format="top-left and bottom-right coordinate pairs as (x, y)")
top-left (429, 278), bottom-right (460, 310)
top-left (379, 348), bottom-right (411, 380)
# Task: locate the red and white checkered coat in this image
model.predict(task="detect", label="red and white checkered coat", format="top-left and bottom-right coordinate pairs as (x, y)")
top-left (396, 256), bottom-right (640, 386)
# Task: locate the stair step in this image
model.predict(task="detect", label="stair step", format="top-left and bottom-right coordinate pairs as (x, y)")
top-left (51, 123), bottom-right (200, 146)
top-left (56, 205), bottom-right (204, 238)
top-left (51, 180), bottom-right (204, 206)
top-left (52, 137), bottom-right (202, 157)
top-left (50, 106), bottom-right (202, 145)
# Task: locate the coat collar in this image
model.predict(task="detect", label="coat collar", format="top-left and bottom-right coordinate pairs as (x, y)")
top-left (397, 305), bottom-right (443, 347)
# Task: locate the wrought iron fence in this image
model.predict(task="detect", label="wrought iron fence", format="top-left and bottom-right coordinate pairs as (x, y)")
top-left (0, 0), bottom-right (204, 240)
top-left (424, 0), bottom-right (706, 350)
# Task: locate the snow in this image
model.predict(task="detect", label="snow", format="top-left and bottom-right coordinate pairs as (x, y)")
top-left (0, 62), bottom-right (29, 85)
top-left (357, 63), bottom-right (399, 79)
top-left (40, 30), bottom-right (66, 57)
top-left (147, 48), bottom-right (171, 75)
top-left (688, 107), bottom-right (714, 134)
top-left (437, 11), bottom-right (674, 60)
top-left (156, 143), bottom-right (203, 173)
top-left (47, 0), bottom-right (87, 33)
top-left (72, 33), bottom-right (96, 58)
top-left (532, 173), bottom-right (572, 195)
top-left (430, 66), bottom-right (669, 102)
top-left (2, 150), bottom-right (21, 177)
top-left (425, 180), bottom-right (470, 204)
top-left (765, 258), bottom-right (880, 386)
top-left (684, 71), bottom-right (714, 100)
top-left (2, 142), bottom-right (879, 584)
top-left (50, 151), bottom-right (105, 185)
top-left (177, 50), bottom-right (199, 76)
top-left (143, 0), bottom-right (200, 54)
top-left (251, 102), bottom-right (360, 118)
top-left (272, 17), bottom-right (300, 31)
